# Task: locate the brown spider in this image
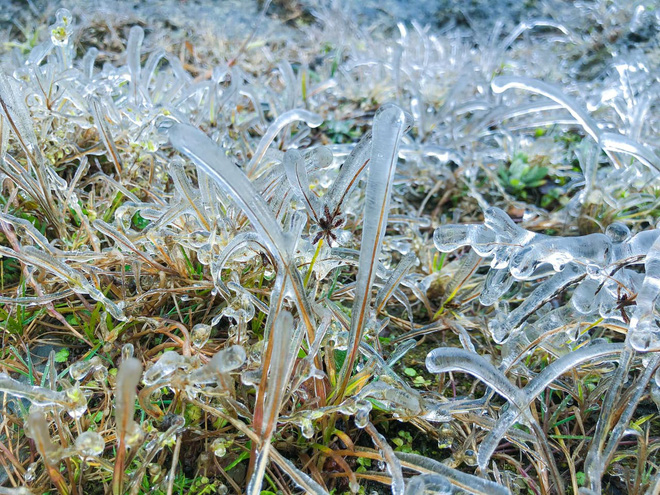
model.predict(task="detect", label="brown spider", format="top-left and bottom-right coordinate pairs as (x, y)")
top-left (615, 286), bottom-right (638, 324)
top-left (312, 205), bottom-right (345, 246)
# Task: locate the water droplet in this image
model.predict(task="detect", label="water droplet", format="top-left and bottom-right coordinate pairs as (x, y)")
top-left (354, 400), bottom-right (371, 429)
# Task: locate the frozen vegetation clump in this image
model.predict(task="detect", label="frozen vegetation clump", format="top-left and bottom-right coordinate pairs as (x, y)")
top-left (0, 1), bottom-right (660, 494)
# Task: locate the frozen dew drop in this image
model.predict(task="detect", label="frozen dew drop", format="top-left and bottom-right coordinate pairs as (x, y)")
top-left (208, 345), bottom-right (246, 374)
top-left (191, 324), bottom-right (212, 349)
top-left (354, 399), bottom-right (372, 429)
top-left (65, 384), bottom-right (88, 418)
top-left (606, 222), bottom-right (630, 242)
top-left (25, 462), bottom-right (38, 482)
top-left (143, 351), bottom-right (184, 386)
top-left (462, 449), bottom-right (478, 466)
top-left (437, 435), bottom-right (453, 449)
top-left (122, 343), bottom-right (134, 361)
top-left (148, 463), bottom-right (162, 477)
top-left (300, 417), bottom-right (314, 439)
top-left (211, 438), bottom-right (227, 457)
top-left (75, 431), bottom-right (105, 457)
top-left (70, 356), bottom-right (103, 381)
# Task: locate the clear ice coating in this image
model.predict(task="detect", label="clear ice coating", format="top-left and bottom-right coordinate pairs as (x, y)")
top-left (191, 323), bottom-right (212, 349)
top-left (206, 345), bottom-right (247, 374)
top-left (69, 356), bottom-right (105, 381)
top-left (433, 206), bottom-right (659, 342)
top-left (0, 487), bottom-right (34, 495)
top-left (25, 409), bottom-right (60, 464)
top-left (404, 474), bottom-right (452, 495)
top-left (115, 357), bottom-right (143, 443)
top-left (1, 2), bottom-right (660, 494)
top-left (338, 103), bottom-right (412, 395)
top-left (628, 233), bottom-right (660, 351)
top-left (143, 351), bottom-right (186, 386)
top-left (0, 373), bottom-right (87, 418)
top-left (74, 431), bottom-right (105, 457)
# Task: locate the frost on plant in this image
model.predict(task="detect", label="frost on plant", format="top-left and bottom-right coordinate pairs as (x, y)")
top-left (0, 2), bottom-right (660, 495)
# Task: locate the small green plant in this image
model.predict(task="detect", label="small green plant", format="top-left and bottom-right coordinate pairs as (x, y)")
top-left (498, 152), bottom-right (549, 199)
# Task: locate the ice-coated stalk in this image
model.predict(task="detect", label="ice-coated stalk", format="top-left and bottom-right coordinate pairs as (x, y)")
top-left (336, 104), bottom-right (411, 402)
top-left (93, 219), bottom-right (173, 276)
top-left (245, 109), bottom-right (323, 176)
top-left (364, 421), bottom-right (405, 495)
top-left (599, 354), bottom-right (660, 471)
top-left (113, 357), bottom-right (143, 495)
top-left (0, 73), bottom-right (64, 232)
top-left (478, 343), bottom-right (624, 469)
top-left (433, 224), bottom-right (497, 256)
top-left (283, 149), bottom-right (321, 221)
top-left (404, 474), bottom-right (452, 495)
top-left (488, 262), bottom-right (585, 342)
top-left (508, 234), bottom-right (612, 280)
top-left (629, 234), bottom-right (660, 351)
top-left (426, 348), bottom-right (525, 406)
top-left (25, 410), bottom-right (68, 495)
top-left (169, 157), bottom-right (211, 230)
top-left (126, 25), bottom-right (144, 105)
top-left (492, 76), bottom-right (600, 142)
top-left (271, 451), bottom-right (329, 495)
top-left (90, 97), bottom-right (123, 176)
top-left (396, 452), bottom-right (511, 495)
top-left (0, 212), bottom-right (57, 255)
top-left (491, 75), bottom-right (660, 171)
top-left (0, 487), bottom-right (34, 495)
top-left (600, 132), bottom-right (660, 172)
top-left (0, 373), bottom-right (86, 417)
top-left (323, 130), bottom-right (372, 217)
top-left (248, 311), bottom-right (304, 495)
top-left (166, 123), bottom-right (317, 346)
top-left (480, 267), bottom-right (514, 306)
top-left (375, 252), bottom-right (417, 314)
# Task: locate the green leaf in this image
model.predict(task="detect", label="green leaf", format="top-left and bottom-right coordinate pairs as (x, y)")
top-left (54, 348), bottom-right (69, 363)
top-left (334, 350), bottom-right (347, 370)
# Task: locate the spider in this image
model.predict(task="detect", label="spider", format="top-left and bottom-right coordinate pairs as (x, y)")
top-left (615, 286), bottom-right (638, 324)
top-left (312, 205), bottom-right (345, 246)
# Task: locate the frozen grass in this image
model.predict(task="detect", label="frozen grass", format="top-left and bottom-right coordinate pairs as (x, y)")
top-left (1, 1), bottom-right (660, 494)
